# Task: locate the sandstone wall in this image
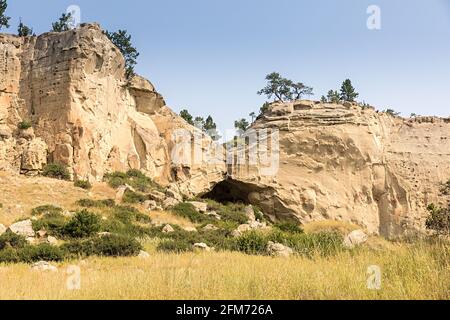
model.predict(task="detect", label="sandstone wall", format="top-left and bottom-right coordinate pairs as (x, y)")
top-left (229, 101), bottom-right (450, 237)
top-left (0, 24), bottom-right (225, 192)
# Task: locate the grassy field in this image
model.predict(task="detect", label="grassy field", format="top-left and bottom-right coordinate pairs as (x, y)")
top-left (0, 173), bottom-right (448, 300)
top-left (0, 240), bottom-right (448, 300)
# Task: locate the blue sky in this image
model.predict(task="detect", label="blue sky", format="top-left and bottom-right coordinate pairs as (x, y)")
top-left (4, 0), bottom-right (450, 132)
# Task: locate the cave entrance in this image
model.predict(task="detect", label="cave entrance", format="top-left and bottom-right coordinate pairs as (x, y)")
top-left (202, 179), bottom-right (254, 204)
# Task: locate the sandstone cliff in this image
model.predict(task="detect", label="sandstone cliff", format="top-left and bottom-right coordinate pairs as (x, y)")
top-left (1, 24), bottom-right (449, 238)
top-left (0, 24), bottom-right (224, 194)
top-left (221, 101), bottom-right (450, 237)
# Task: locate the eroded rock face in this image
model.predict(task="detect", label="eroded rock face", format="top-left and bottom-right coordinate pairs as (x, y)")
top-left (228, 101), bottom-right (450, 237)
top-left (0, 24), bottom-right (224, 192)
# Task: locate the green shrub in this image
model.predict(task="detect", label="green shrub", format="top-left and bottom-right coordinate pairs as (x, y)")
top-left (74, 180), bottom-right (92, 190)
top-left (18, 121), bottom-right (32, 130)
top-left (76, 198), bottom-right (115, 208)
top-left (19, 244), bottom-right (66, 263)
top-left (104, 170), bottom-right (163, 192)
top-left (62, 235), bottom-right (142, 258)
top-left (205, 200), bottom-right (248, 225)
top-left (0, 232), bottom-right (27, 250)
top-left (32, 212), bottom-right (67, 236)
top-left (274, 222), bottom-right (304, 234)
top-left (42, 163), bottom-right (70, 180)
top-left (172, 203), bottom-right (213, 224)
top-left (157, 240), bottom-right (193, 253)
top-left (122, 190), bottom-right (147, 204)
top-left (63, 210), bottom-right (101, 238)
top-left (31, 205), bottom-right (63, 216)
top-left (426, 204), bottom-right (450, 235)
top-left (234, 231), bottom-right (269, 255)
top-left (0, 244), bottom-right (66, 264)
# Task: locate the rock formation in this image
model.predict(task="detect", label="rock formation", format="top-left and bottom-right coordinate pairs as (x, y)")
top-left (1, 24), bottom-right (449, 238)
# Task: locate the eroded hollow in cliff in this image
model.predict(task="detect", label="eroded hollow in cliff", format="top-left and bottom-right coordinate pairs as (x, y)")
top-left (201, 178), bottom-right (294, 222)
top-left (202, 179), bottom-right (255, 204)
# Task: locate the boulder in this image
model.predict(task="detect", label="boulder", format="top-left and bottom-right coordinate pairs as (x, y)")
top-left (203, 224), bottom-right (219, 231)
top-left (205, 211), bottom-right (221, 220)
top-left (245, 205), bottom-right (256, 222)
top-left (9, 220), bottom-right (35, 237)
top-left (138, 250), bottom-right (150, 259)
top-left (31, 261), bottom-right (58, 272)
top-left (267, 241), bottom-right (294, 257)
top-left (0, 224), bottom-right (6, 236)
top-left (193, 243), bottom-right (211, 251)
top-left (183, 226), bottom-right (198, 232)
top-left (143, 200), bottom-right (159, 211)
top-left (188, 201), bottom-right (208, 213)
top-left (116, 184), bottom-right (136, 202)
top-left (163, 197), bottom-right (180, 209)
top-left (148, 190), bottom-right (166, 203)
top-left (47, 236), bottom-right (58, 246)
top-left (343, 230), bottom-right (369, 249)
top-left (166, 187), bottom-right (183, 202)
top-left (162, 224), bottom-right (175, 233)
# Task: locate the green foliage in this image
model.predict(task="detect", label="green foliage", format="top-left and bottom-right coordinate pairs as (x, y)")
top-left (340, 79), bottom-right (359, 102)
top-left (105, 30), bottom-right (139, 78)
top-left (122, 189), bottom-right (147, 204)
top-left (234, 231), bottom-right (269, 255)
top-left (0, 232), bottom-right (27, 250)
top-left (259, 102), bottom-right (270, 116)
top-left (74, 180), bottom-right (92, 190)
top-left (63, 210), bottom-right (101, 238)
top-left (18, 121), bottom-right (32, 130)
top-left (105, 170), bottom-right (161, 192)
top-left (62, 235), bottom-right (142, 258)
top-left (274, 222), bottom-right (304, 234)
top-left (426, 204), bottom-right (450, 235)
top-left (385, 109), bottom-right (401, 117)
top-left (42, 163), bottom-right (71, 180)
top-left (257, 72), bottom-right (313, 102)
top-left (205, 200), bottom-right (248, 225)
top-left (276, 231), bottom-right (344, 258)
top-left (32, 212), bottom-right (67, 237)
top-left (172, 203), bottom-right (213, 224)
top-left (101, 206), bottom-right (152, 238)
top-left (76, 198), bottom-right (115, 208)
top-left (51, 12), bottom-right (72, 32)
top-left (180, 109), bottom-right (194, 125)
top-left (441, 180), bottom-right (450, 196)
top-left (234, 118), bottom-right (250, 134)
top-left (0, 0), bottom-right (10, 30)
top-left (31, 205), bottom-right (63, 216)
top-left (327, 90), bottom-right (341, 103)
top-left (0, 244), bottom-right (65, 263)
top-left (157, 240), bottom-right (193, 253)
top-left (18, 19), bottom-right (33, 36)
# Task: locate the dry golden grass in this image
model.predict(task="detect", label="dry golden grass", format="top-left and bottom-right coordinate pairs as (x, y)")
top-left (0, 241), bottom-right (448, 300)
top-left (303, 219), bottom-right (360, 235)
top-left (0, 173), bottom-right (115, 225)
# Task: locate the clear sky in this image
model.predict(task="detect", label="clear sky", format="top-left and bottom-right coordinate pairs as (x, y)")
top-left (4, 0), bottom-right (450, 132)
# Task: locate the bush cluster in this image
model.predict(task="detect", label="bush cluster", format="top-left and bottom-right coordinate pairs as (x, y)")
top-left (42, 163), bottom-right (70, 180)
top-left (105, 170), bottom-right (162, 192)
top-left (74, 180), bottom-right (92, 190)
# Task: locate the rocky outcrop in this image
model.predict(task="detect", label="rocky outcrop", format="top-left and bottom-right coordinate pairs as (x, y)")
top-left (222, 101), bottom-right (450, 237)
top-left (2, 25), bottom-right (449, 238)
top-left (0, 24), bottom-right (224, 192)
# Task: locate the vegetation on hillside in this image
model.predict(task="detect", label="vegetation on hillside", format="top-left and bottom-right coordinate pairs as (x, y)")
top-left (105, 30), bottom-right (139, 78)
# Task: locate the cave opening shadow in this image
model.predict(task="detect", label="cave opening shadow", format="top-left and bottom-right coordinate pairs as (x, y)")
top-left (201, 179), bottom-right (254, 204)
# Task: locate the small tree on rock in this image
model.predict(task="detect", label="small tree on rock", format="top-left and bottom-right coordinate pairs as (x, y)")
top-left (258, 72), bottom-right (313, 103)
top-left (51, 12), bottom-right (73, 32)
top-left (327, 90), bottom-right (341, 103)
top-left (235, 118), bottom-right (250, 135)
top-left (0, 0), bottom-right (10, 30)
top-left (426, 204), bottom-right (450, 236)
top-left (105, 30), bottom-right (139, 79)
top-left (340, 79), bottom-right (359, 102)
top-left (18, 19), bottom-right (33, 36)
top-left (180, 109), bottom-right (194, 126)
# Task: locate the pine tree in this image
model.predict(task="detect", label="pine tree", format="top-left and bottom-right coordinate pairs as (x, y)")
top-left (340, 79), bottom-right (359, 102)
top-left (180, 109), bottom-right (194, 125)
top-left (105, 30), bottom-right (139, 78)
top-left (51, 12), bottom-right (73, 32)
top-left (0, 0), bottom-right (10, 30)
top-left (18, 19), bottom-right (33, 36)
top-left (327, 90), bottom-right (341, 103)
